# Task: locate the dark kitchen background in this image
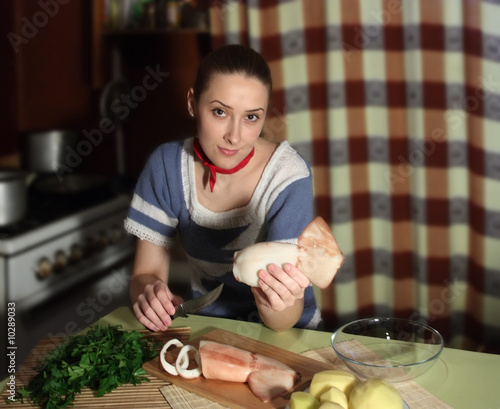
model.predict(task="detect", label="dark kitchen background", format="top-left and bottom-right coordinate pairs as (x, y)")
top-left (0, 0), bottom-right (211, 176)
top-left (1, 0), bottom-right (499, 376)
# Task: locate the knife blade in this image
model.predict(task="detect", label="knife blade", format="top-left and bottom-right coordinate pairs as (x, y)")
top-left (172, 283), bottom-right (224, 319)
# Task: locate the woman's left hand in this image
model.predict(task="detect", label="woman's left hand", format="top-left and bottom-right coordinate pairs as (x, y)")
top-left (251, 263), bottom-right (310, 311)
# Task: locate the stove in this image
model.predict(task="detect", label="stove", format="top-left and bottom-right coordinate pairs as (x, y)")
top-left (0, 187), bottom-right (116, 240)
top-left (1, 190), bottom-right (137, 377)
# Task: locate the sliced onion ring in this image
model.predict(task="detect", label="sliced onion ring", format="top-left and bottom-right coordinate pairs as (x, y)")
top-left (160, 339), bottom-right (184, 375)
top-left (175, 345), bottom-right (202, 379)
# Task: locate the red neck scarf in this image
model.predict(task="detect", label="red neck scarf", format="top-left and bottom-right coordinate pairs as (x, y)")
top-left (193, 138), bottom-right (255, 192)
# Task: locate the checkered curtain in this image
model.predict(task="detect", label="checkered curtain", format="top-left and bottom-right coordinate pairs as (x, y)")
top-left (209, 0), bottom-right (500, 351)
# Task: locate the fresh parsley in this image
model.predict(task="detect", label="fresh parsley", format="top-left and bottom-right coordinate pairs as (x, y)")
top-left (12, 322), bottom-right (160, 408)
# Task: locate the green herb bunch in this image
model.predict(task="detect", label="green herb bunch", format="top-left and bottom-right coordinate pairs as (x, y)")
top-left (13, 323), bottom-right (160, 409)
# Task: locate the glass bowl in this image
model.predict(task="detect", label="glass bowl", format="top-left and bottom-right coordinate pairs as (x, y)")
top-left (331, 318), bottom-right (444, 382)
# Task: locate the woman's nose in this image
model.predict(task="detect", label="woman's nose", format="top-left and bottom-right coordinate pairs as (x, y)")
top-left (224, 120), bottom-right (241, 145)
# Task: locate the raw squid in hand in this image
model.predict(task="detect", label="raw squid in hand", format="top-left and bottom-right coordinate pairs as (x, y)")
top-left (233, 216), bottom-right (344, 289)
top-left (199, 340), bottom-right (300, 402)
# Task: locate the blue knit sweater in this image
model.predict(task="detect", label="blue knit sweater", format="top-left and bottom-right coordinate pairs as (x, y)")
top-left (124, 137), bottom-right (321, 329)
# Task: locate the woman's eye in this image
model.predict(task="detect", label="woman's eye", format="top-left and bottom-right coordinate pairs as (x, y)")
top-left (246, 114), bottom-right (259, 122)
top-left (213, 108), bottom-right (226, 117)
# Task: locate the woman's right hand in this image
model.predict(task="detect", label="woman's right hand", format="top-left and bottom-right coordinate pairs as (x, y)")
top-left (132, 279), bottom-right (184, 331)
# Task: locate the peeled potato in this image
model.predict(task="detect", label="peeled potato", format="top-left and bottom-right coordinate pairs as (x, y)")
top-left (289, 391), bottom-right (321, 409)
top-left (319, 403), bottom-right (345, 409)
top-left (349, 378), bottom-right (403, 409)
top-left (319, 386), bottom-right (348, 409)
top-left (309, 370), bottom-right (359, 400)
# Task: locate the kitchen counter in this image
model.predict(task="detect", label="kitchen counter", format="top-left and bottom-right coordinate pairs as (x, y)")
top-left (3, 307), bottom-right (499, 408)
top-left (104, 307), bottom-right (500, 409)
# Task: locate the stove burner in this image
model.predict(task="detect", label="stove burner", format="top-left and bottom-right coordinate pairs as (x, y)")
top-left (0, 180), bottom-right (118, 239)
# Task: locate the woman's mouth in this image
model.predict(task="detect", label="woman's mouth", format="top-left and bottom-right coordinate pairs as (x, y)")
top-left (218, 147), bottom-right (239, 157)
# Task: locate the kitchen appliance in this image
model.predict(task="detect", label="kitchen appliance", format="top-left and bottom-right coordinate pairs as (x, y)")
top-left (0, 171), bottom-right (35, 226)
top-left (0, 185), bottom-right (136, 377)
top-left (26, 130), bottom-right (78, 173)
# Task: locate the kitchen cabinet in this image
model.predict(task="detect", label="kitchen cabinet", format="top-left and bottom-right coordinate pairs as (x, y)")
top-left (0, 0), bottom-right (95, 163)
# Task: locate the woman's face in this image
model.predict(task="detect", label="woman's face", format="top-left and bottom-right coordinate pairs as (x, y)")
top-left (188, 73), bottom-right (269, 169)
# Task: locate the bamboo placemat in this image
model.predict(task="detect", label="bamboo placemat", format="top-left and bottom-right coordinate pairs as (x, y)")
top-left (1, 328), bottom-right (190, 409)
top-left (160, 386), bottom-right (228, 409)
top-left (159, 341), bottom-right (453, 409)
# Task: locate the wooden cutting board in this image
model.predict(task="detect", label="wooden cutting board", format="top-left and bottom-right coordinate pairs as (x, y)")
top-left (143, 328), bottom-right (334, 409)
top-left (1, 328), bottom-right (191, 409)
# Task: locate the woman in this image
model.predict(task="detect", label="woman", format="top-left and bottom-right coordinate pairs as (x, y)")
top-left (125, 44), bottom-right (321, 332)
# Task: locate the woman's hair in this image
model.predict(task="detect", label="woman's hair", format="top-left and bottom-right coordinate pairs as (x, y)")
top-left (193, 44), bottom-right (272, 102)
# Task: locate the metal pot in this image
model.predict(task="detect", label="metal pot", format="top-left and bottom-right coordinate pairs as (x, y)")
top-left (26, 130), bottom-right (78, 173)
top-left (0, 171), bottom-right (35, 226)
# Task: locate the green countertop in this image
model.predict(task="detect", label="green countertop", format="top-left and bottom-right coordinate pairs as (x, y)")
top-left (105, 307), bottom-right (500, 409)
top-left (3, 307), bottom-right (500, 408)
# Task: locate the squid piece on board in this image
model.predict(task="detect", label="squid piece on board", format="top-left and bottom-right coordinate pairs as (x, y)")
top-left (199, 340), bottom-right (300, 402)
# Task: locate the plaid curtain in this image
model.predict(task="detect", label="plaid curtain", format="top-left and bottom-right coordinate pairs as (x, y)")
top-left (208, 0), bottom-right (500, 351)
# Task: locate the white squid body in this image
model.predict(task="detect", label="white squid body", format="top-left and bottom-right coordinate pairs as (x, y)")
top-left (233, 217), bottom-right (345, 289)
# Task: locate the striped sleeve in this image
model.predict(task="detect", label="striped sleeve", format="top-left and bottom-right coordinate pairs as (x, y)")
top-left (124, 142), bottom-right (182, 248)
